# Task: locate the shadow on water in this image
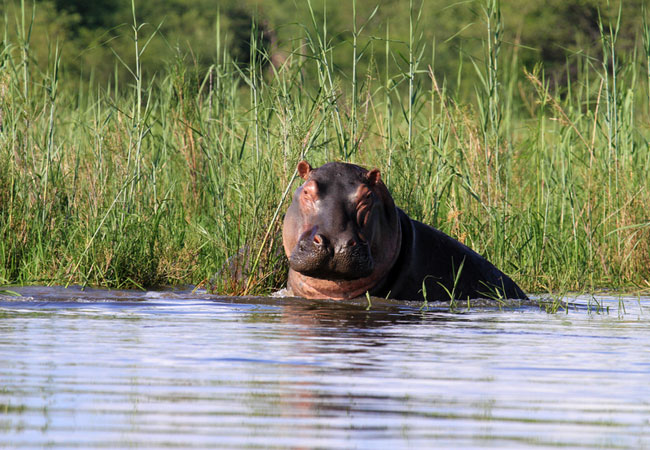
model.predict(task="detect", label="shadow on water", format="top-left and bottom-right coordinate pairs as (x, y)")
top-left (1, 284), bottom-right (644, 324)
top-left (0, 284), bottom-right (544, 328)
top-left (1, 286), bottom-right (647, 330)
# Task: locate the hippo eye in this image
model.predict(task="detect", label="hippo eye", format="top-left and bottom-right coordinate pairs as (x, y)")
top-left (301, 181), bottom-right (319, 206)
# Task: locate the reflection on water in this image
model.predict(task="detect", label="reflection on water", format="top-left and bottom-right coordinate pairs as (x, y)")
top-left (1, 286), bottom-right (649, 448)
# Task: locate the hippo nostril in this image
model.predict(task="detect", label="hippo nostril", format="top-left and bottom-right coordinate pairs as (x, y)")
top-left (336, 238), bottom-right (360, 253)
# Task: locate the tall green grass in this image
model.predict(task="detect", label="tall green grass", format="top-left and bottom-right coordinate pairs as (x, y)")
top-left (0, 1), bottom-right (649, 294)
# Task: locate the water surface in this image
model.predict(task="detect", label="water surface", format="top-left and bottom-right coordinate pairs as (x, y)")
top-left (1, 286), bottom-right (649, 448)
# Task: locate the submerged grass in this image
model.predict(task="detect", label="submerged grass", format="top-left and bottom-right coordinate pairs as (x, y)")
top-left (1, 1), bottom-right (649, 295)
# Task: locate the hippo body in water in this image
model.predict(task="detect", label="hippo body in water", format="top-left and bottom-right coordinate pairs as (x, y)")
top-left (282, 161), bottom-right (527, 301)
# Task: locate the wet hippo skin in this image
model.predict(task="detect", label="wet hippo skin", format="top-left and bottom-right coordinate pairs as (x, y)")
top-left (282, 161), bottom-right (527, 301)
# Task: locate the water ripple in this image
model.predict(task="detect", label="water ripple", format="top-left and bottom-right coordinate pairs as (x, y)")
top-left (0, 286), bottom-right (649, 448)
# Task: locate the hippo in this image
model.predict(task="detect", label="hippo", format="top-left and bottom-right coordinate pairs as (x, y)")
top-left (282, 161), bottom-right (527, 301)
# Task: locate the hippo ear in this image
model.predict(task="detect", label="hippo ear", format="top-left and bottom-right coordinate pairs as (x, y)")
top-left (366, 169), bottom-right (381, 186)
top-left (297, 161), bottom-right (313, 180)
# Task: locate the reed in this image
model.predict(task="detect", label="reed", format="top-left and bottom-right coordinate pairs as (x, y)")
top-left (0, 1), bottom-right (649, 294)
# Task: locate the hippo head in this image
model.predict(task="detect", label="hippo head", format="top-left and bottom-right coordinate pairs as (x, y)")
top-left (283, 161), bottom-right (402, 299)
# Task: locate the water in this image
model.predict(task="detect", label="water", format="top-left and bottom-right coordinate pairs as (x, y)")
top-left (1, 287), bottom-right (649, 449)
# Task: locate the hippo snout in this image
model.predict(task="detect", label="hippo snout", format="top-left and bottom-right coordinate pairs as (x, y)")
top-left (289, 228), bottom-right (374, 280)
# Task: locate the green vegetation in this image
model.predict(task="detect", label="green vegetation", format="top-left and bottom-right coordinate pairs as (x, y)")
top-left (0, 0), bottom-right (649, 295)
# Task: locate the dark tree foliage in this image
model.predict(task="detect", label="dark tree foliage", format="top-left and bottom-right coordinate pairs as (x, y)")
top-left (10, 0), bottom-right (644, 93)
top-left (51, 0), bottom-right (124, 28)
top-left (224, 6), bottom-right (273, 66)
